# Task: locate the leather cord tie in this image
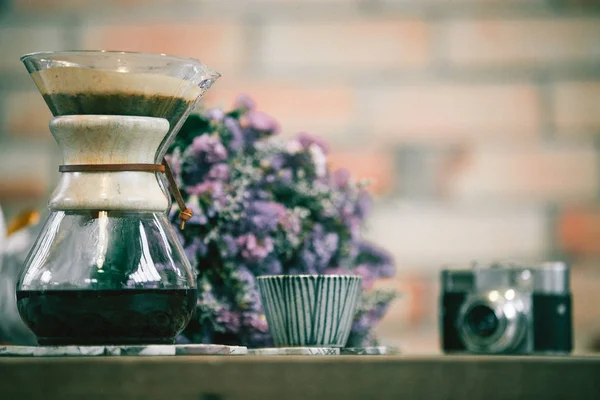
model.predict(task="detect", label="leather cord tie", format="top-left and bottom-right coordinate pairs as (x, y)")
top-left (59, 159), bottom-right (193, 229)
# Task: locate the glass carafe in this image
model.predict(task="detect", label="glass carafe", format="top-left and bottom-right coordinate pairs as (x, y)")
top-left (16, 51), bottom-right (220, 345)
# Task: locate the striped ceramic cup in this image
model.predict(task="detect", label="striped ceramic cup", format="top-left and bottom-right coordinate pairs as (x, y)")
top-left (257, 275), bottom-right (362, 347)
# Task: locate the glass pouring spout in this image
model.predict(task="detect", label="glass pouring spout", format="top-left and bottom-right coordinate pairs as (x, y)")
top-left (21, 50), bottom-right (220, 160)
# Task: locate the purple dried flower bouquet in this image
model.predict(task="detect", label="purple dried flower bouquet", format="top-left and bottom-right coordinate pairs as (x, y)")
top-left (167, 95), bottom-right (396, 347)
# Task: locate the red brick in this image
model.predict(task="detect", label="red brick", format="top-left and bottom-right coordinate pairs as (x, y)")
top-left (558, 208), bottom-right (600, 257)
top-left (82, 21), bottom-right (245, 74)
top-left (0, 26), bottom-right (64, 72)
top-left (202, 80), bottom-right (355, 140)
top-left (442, 19), bottom-right (600, 68)
top-left (570, 264), bottom-right (600, 350)
top-left (260, 18), bottom-right (431, 71)
top-left (3, 92), bottom-right (53, 137)
top-left (366, 83), bottom-right (540, 142)
top-left (327, 148), bottom-right (396, 195)
top-left (373, 273), bottom-right (438, 332)
top-left (446, 143), bottom-right (598, 203)
top-left (0, 180), bottom-right (47, 200)
top-left (553, 81), bottom-right (600, 136)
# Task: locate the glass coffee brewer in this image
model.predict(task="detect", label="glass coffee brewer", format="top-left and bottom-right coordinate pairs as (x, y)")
top-left (16, 51), bottom-right (220, 345)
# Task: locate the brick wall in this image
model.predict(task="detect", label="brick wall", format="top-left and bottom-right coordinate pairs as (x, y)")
top-left (1, 0), bottom-right (600, 352)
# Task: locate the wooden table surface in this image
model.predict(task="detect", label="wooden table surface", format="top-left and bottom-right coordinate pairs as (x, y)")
top-left (1, 355), bottom-right (599, 400)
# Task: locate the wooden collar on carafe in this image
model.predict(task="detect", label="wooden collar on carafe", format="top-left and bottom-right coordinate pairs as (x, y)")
top-left (58, 159), bottom-right (193, 229)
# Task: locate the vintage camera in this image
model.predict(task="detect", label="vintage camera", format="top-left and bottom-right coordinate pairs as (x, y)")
top-left (440, 261), bottom-right (572, 354)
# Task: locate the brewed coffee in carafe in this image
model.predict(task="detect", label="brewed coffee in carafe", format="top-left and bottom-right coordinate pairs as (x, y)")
top-left (16, 51), bottom-right (220, 345)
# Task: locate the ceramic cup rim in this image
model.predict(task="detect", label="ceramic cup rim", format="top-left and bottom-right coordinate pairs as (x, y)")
top-left (257, 274), bottom-right (362, 280)
top-left (256, 274), bottom-right (362, 279)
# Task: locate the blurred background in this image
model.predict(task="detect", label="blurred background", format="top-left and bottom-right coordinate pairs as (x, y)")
top-left (1, 0), bottom-right (600, 353)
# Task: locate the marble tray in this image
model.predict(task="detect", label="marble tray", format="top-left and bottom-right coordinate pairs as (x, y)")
top-left (247, 346), bottom-right (395, 356)
top-left (340, 346), bottom-right (391, 355)
top-left (248, 347), bottom-right (340, 356)
top-left (0, 344), bottom-right (247, 357)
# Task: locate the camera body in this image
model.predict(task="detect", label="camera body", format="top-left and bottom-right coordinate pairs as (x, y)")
top-left (440, 262), bottom-right (572, 354)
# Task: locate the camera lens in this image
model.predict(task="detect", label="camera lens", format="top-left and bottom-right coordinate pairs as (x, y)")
top-left (457, 292), bottom-right (528, 354)
top-left (465, 305), bottom-right (498, 337)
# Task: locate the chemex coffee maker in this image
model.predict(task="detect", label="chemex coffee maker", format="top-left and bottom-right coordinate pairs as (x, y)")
top-left (16, 51), bottom-right (220, 345)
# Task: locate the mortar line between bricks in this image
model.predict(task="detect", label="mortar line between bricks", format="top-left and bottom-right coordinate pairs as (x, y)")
top-left (6, 2), bottom-right (600, 23)
top-left (249, 66), bottom-right (600, 87)
top-left (341, 88), bottom-right (365, 148)
top-left (593, 137), bottom-right (600, 201)
top-left (61, 12), bottom-right (84, 50)
top-left (357, 0), bottom-right (383, 16)
top-left (428, 11), bottom-right (449, 77)
top-left (0, 90), bottom-right (5, 136)
top-left (535, 75), bottom-right (557, 142)
top-left (376, 2), bottom-right (600, 20)
top-left (241, 13), bottom-right (263, 79)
